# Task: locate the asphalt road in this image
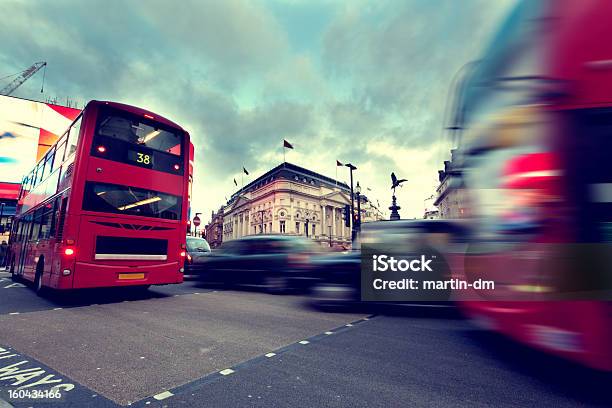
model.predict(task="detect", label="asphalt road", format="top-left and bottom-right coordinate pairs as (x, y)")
top-left (1, 270), bottom-right (610, 408)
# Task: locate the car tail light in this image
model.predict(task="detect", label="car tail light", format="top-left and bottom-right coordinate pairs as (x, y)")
top-left (97, 145), bottom-right (107, 153)
top-left (186, 253), bottom-right (192, 263)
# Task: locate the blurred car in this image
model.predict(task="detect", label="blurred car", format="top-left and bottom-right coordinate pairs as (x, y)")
top-left (184, 236), bottom-right (212, 275)
top-left (191, 234), bottom-right (320, 293)
top-left (311, 219), bottom-right (469, 306)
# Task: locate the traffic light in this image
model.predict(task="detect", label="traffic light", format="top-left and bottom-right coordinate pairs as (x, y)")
top-left (344, 205), bottom-right (351, 227)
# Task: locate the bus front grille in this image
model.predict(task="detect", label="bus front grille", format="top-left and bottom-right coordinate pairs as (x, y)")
top-left (95, 236), bottom-right (168, 261)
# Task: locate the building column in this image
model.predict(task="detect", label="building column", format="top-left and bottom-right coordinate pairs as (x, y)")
top-left (331, 206), bottom-right (336, 239)
top-left (322, 205), bottom-right (327, 236)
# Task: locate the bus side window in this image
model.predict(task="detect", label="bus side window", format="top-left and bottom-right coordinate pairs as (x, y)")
top-left (54, 139), bottom-right (67, 171)
top-left (18, 221), bottom-right (25, 243)
top-left (11, 221), bottom-right (20, 243)
top-left (23, 214), bottom-right (33, 242)
top-left (40, 203), bottom-right (54, 240)
top-left (37, 161), bottom-right (45, 184)
top-left (31, 208), bottom-right (44, 241)
top-left (43, 148), bottom-right (56, 180)
top-left (49, 198), bottom-right (60, 238)
top-left (66, 116), bottom-right (82, 157)
top-left (56, 197), bottom-right (68, 242)
top-left (31, 165), bottom-right (39, 189)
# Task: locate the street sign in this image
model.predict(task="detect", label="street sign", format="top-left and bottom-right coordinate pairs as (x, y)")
top-left (193, 216), bottom-right (201, 227)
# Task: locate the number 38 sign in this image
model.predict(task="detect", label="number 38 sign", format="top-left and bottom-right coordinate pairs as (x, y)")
top-left (128, 150), bottom-right (153, 166)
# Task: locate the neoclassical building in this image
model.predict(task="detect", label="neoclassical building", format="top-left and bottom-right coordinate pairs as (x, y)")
top-left (220, 162), bottom-right (381, 248)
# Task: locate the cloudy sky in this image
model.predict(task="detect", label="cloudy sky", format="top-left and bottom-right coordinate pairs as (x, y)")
top-left (1, 0), bottom-right (515, 220)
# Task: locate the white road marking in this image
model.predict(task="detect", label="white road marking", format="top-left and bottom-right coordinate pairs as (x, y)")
top-left (9, 312), bottom-right (19, 315)
top-left (53, 307), bottom-right (63, 310)
top-left (265, 353), bottom-right (276, 358)
top-left (325, 331), bottom-right (334, 335)
top-left (219, 368), bottom-right (234, 376)
top-left (299, 340), bottom-right (310, 345)
top-left (153, 391), bottom-right (174, 401)
top-left (346, 323), bottom-right (353, 327)
top-left (3, 283), bottom-right (26, 288)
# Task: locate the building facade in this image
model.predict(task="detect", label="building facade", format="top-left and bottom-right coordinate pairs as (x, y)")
top-left (203, 207), bottom-right (224, 248)
top-left (434, 149), bottom-right (469, 219)
top-left (0, 182), bottom-right (20, 243)
top-left (221, 163), bottom-right (364, 248)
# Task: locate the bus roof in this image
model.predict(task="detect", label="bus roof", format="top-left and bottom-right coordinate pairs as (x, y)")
top-left (86, 100), bottom-right (186, 132)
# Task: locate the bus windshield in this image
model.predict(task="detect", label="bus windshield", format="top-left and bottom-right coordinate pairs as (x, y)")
top-left (92, 107), bottom-right (184, 173)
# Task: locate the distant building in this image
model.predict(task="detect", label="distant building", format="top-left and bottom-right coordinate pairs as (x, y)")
top-left (0, 182), bottom-right (20, 242)
top-left (423, 208), bottom-right (440, 219)
top-left (434, 149), bottom-right (469, 219)
top-left (220, 162), bottom-right (383, 248)
top-left (360, 196), bottom-right (385, 223)
top-left (204, 207), bottom-right (224, 249)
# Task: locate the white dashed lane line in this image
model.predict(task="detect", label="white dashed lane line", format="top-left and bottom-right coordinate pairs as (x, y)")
top-left (132, 315), bottom-right (376, 407)
top-left (153, 391), bottom-right (174, 401)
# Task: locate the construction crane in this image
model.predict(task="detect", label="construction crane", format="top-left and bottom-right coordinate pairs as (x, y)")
top-left (0, 61), bottom-right (47, 96)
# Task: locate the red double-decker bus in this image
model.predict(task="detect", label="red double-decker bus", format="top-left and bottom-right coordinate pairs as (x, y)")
top-left (8, 100), bottom-right (190, 294)
top-left (453, 0), bottom-right (612, 370)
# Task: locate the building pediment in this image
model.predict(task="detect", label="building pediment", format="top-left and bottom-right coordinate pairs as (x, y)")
top-left (226, 194), bottom-right (251, 212)
top-left (321, 190), bottom-right (350, 205)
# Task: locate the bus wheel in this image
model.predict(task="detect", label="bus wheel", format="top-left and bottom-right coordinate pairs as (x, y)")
top-left (34, 261), bottom-right (46, 296)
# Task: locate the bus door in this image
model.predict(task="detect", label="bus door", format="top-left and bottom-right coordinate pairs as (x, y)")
top-left (16, 213), bottom-right (33, 278)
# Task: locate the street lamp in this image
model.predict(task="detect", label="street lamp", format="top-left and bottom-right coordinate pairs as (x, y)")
top-left (355, 182), bottom-right (362, 232)
top-left (345, 163), bottom-right (357, 241)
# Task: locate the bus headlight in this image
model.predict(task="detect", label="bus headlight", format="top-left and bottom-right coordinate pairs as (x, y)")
top-left (62, 269), bottom-right (71, 276)
top-left (179, 267), bottom-right (184, 273)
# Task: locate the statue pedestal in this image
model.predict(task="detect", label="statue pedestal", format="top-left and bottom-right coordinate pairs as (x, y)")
top-left (389, 195), bottom-right (401, 220)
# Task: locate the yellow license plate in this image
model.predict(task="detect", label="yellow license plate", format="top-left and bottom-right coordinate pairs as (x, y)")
top-left (118, 273), bottom-right (145, 280)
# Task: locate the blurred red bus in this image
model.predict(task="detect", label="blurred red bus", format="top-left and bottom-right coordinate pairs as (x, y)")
top-left (8, 101), bottom-right (190, 294)
top-left (454, 0), bottom-right (612, 370)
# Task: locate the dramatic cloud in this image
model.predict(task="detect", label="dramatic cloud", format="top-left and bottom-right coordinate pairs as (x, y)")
top-left (0, 0), bottom-right (516, 219)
